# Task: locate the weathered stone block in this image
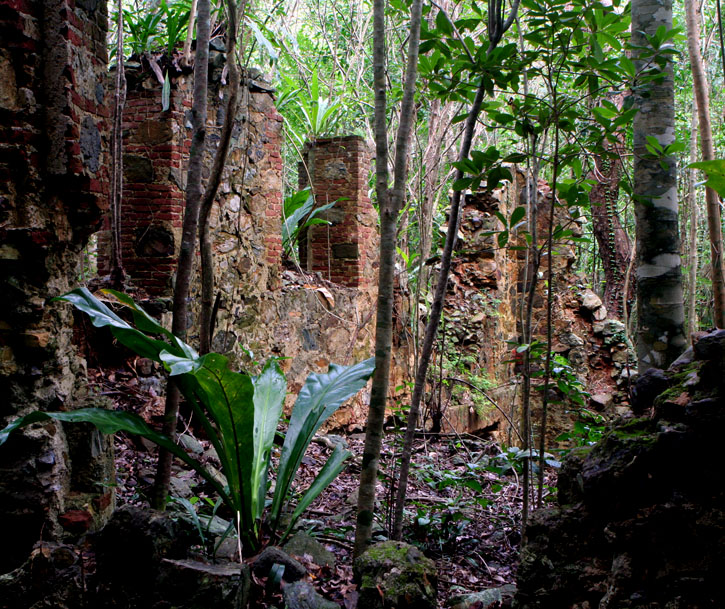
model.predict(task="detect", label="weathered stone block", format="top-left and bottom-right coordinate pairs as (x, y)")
top-left (355, 541), bottom-right (438, 609)
top-left (332, 243), bottom-right (359, 260)
top-left (123, 153), bottom-right (153, 183)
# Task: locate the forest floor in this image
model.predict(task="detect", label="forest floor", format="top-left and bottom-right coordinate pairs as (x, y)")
top-left (91, 363), bottom-right (558, 608)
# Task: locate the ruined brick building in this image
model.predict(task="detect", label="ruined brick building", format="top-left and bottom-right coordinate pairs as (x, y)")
top-left (0, 0), bottom-right (633, 577)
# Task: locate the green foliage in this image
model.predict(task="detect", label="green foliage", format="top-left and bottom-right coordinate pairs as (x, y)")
top-left (282, 187), bottom-right (336, 260)
top-left (556, 408), bottom-right (606, 448)
top-left (278, 71), bottom-right (344, 147)
top-left (688, 159), bottom-right (725, 198)
top-left (0, 288), bottom-right (374, 551)
top-left (492, 446), bottom-right (561, 475)
top-left (113, 0), bottom-right (193, 59)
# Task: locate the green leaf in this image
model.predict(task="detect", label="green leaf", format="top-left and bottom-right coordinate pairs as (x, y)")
top-left (645, 135), bottom-right (663, 154)
top-left (435, 10), bottom-right (453, 36)
top-left (509, 206), bottom-right (526, 228)
top-left (250, 360), bottom-right (287, 523)
top-left (54, 288), bottom-right (190, 363)
top-left (270, 358), bottom-right (375, 530)
top-left (162, 72), bottom-right (171, 112)
top-left (281, 444), bottom-right (352, 540)
top-left (165, 351), bottom-right (255, 535)
top-left (452, 178), bottom-right (473, 191)
top-left (0, 408), bottom-right (231, 507)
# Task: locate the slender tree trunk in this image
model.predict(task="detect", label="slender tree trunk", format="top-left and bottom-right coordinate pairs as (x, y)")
top-left (152, 0), bottom-right (211, 509)
top-left (684, 0), bottom-right (725, 329)
top-left (632, 0), bottom-right (687, 371)
top-left (353, 0), bottom-right (424, 558)
top-left (183, 0), bottom-right (198, 66)
top-left (110, 0), bottom-right (126, 288)
top-left (687, 100), bottom-right (699, 337)
top-left (390, 0), bottom-right (521, 541)
top-left (537, 120), bottom-right (560, 507)
top-left (588, 95), bottom-right (633, 320)
top-left (199, 0), bottom-right (242, 354)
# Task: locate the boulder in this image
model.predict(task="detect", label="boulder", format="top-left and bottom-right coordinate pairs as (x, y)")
top-left (283, 531), bottom-right (336, 568)
top-left (515, 329), bottom-right (725, 608)
top-left (0, 542), bottom-right (83, 609)
top-left (94, 505), bottom-right (196, 603)
top-left (157, 558), bottom-right (250, 609)
top-left (252, 546), bottom-right (307, 582)
top-left (355, 541), bottom-right (437, 609)
top-left (283, 580), bottom-right (338, 609)
top-left (630, 367), bottom-right (669, 414)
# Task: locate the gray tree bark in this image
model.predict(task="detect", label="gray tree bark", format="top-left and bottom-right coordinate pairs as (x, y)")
top-left (684, 0), bottom-right (725, 329)
top-left (631, 0), bottom-right (687, 371)
top-left (199, 0), bottom-right (242, 354)
top-left (353, 0), bottom-right (424, 558)
top-left (152, 0), bottom-right (211, 509)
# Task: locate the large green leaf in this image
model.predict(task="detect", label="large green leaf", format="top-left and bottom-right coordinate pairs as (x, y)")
top-left (162, 351), bottom-right (255, 539)
top-left (55, 288), bottom-right (192, 362)
top-left (251, 360), bottom-right (286, 524)
top-left (0, 408), bottom-right (231, 507)
top-left (689, 160), bottom-right (725, 198)
top-left (269, 357), bottom-right (375, 528)
top-left (282, 444), bottom-right (352, 541)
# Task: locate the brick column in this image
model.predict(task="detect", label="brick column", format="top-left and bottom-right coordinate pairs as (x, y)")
top-left (300, 136), bottom-right (378, 287)
top-left (98, 71), bottom-right (191, 296)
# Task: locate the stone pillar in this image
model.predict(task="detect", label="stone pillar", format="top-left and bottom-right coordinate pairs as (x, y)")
top-left (300, 136), bottom-right (377, 287)
top-left (0, 0), bottom-right (113, 573)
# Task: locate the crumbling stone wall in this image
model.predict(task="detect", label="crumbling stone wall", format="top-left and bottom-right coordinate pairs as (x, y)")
top-left (98, 63), bottom-right (284, 296)
top-left (97, 68), bottom-right (192, 294)
top-left (439, 173), bottom-right (635, 445)
top-left (96, 64), bottom-right (378, 427)
top-left (0, 0), bottom-right (114, 573)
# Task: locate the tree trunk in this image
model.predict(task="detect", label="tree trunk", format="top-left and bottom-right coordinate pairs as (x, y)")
top-left (390, 0), bottom-right (521, 541)
top-left (199, 0), bottom-right (241, 355)
top-left (353, 0), bottom-right (424, 558)
top-left (152, 0), bottom-right (211, 509)
top-left (687, 100), bottom-right (699, 337)
top-left (110, 0), bottom-right (126, 288)
top-left (588, 104), bottom-right (633, 320)
top-left (684, 0), bottom-right (725, 329)
top-left (631, 0), bottom-right (687, 371)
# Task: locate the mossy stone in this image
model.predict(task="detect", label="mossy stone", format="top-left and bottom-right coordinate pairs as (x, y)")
top-left (355, 541), bottom-right (437, 609)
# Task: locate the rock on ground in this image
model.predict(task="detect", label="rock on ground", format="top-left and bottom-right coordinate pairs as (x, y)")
top-left (354, 541), bottom-right (437, 609)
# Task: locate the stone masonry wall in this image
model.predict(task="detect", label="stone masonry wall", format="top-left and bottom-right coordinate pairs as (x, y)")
top-left (99, 66), bottom-right (283, 297)
top-left (439, 173), bottom-right (635, 446)
top-left (299, 136), bottom-right (378, 287)
top-left (96, 64), bottom-right (378, 427)
top-left (0, 0), bottom-right (114, 574)
top-left (97, 69), bottom-right (192, 294)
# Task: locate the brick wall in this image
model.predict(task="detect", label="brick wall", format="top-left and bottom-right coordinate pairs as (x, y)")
top-left (99, 68), bottom-right (284, 297)
top-left (299, 136), bottom-right (378, 287)
top-left (98, 68), bottom-right (192, 295)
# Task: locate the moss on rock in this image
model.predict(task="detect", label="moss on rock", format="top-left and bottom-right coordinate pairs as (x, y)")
top-left (355, 541), bottom-right (437, 609)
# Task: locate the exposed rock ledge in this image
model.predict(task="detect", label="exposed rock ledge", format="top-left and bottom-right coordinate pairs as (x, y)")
top-left (515, 330), bottom-right (725, 609)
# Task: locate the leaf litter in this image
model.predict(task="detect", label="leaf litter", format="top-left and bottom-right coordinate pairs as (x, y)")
top-left (91, 360), bottom-right (558, 607)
